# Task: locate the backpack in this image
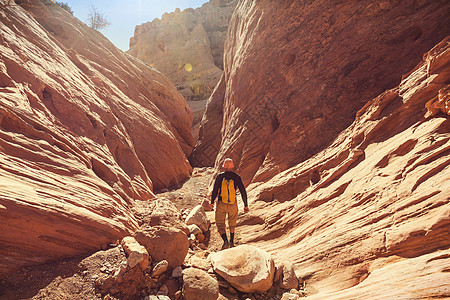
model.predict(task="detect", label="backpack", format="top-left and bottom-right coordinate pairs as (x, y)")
top-left (220, 178), bottom-right (236, 204)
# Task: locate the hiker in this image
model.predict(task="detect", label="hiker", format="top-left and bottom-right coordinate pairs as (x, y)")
top-left (210, 158), bottom-right (249, 249)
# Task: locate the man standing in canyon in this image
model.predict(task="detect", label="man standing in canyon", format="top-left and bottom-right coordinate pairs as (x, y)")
top-left (210, 158), bottom-right (249, 249)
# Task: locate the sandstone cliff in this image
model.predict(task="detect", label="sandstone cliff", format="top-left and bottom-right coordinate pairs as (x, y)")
top-left (0, 0), bottom-right (193, 277)
top-left (128, 0), bottom-right (237, 101)
top-left (191, 0), bottom-right (450, 179)
top-left (239, 37), bottom-right (450, 298)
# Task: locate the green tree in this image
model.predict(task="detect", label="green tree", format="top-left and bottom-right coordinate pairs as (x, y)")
top-left (55, 2), bottom-right (73, 15)
top-left (87, 5), bottom-right (110, 31)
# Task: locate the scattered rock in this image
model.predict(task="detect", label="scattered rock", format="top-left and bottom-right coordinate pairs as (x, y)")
top-left (281, 292), bottom-right (300, 300)
top-left (202, 199), bottom-right (212, 211)
top-left (188, 224), bottom-right (203, 236)
top-left (164, 278), bottom-right (180, 296)
top-left (197, 233), bottom-right (205, 243)
top-left (112, 263), bottom-right (127, 282)
top-left (121, 236), bottom-right (150, 270)
top-left (182, 267), bottom-right (219, 300)
top-left (98, 266), bottom-right (149, 299)
top-left (189, 256), bottom-right (211, 271)
top-left (149, 296), bottom-right (170, 300)
top-left (210, 245), bottom-right (275, 293)
top-left (135, 226), bottom-right (189, 268)
top-left (158, 284), bottom-right (169, 296)
top-left (144, 198), bottom-right (190, 235)
top-left (172, 266), bottom-right (183, 278)
top-left (152, 260), bottom-right (169, 277)
top-left (185, 205), bottom-right (211, 232)
top-left (278, 262), bottom-right (299, 290)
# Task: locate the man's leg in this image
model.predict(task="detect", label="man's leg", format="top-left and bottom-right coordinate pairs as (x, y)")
top-left (215, 202), bottom-right (229, 249)
top-left (227, 204), bottom-right (239, 247)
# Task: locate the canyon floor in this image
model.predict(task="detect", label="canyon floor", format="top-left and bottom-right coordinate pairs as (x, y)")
top-left (0, 168), bottom-right (253, 300)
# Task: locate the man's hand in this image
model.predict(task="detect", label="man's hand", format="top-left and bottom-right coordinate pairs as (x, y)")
top-left (244, 206), bottom-right (249, 213)
top-left (210, 203), bottom-right (215, 211)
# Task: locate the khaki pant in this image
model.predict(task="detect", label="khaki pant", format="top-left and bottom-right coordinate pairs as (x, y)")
top-left (215, 200), bottom-right (238, 233)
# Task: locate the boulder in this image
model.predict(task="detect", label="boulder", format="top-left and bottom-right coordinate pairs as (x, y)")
top-left (209, 245), bottom-right (275, 293)
top-left (185, 205), bottom-right (211, 232)
top-left (145, 198), bottom-right (189, 235)
top-left (135, 226), bottom-right (189, 268)
top-left (182, 267), bottom-right (219, 300)
top-left (121, 236), bottom-right (150, 270)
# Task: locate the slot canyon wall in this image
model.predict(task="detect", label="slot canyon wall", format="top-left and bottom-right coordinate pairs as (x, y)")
top-left (191, 0), bottom-right (450, 178)
top-left (191, 0), bottom-right (449, 297)
top-left (0, 0), bottom-right (193, 277)
top-left (240, 37), bottom-right (450, 298)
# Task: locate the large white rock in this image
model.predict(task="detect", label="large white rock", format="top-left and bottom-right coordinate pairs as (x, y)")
top-left (209, 245), bottom-right (275, 293)
top-left (185, 205), bottom-right (211, 232)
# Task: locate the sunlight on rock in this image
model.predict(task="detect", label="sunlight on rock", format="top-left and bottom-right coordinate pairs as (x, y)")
top-left (184, 63), bottom-right (193, 72)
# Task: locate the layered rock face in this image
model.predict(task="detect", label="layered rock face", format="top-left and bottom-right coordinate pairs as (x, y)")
top-left (128, 0), bottom-right (237, 101)
top-left (0, 0), bottom-right (193, 277)
top-left (192, 0), bottom-right (450, 181)
top-left (239, 38), bottom-right (450, 298)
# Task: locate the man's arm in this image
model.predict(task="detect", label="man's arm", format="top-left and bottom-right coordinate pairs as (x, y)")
top-left (211, 175), bottom-right (221, 204)
top-left (236, 176), bottom-right (248, 207)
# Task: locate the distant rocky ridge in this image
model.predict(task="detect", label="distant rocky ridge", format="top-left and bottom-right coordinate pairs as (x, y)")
top-left (0, 0), bottom-right (193, 277)
top-left (128, 0), bottom-right (237, 102)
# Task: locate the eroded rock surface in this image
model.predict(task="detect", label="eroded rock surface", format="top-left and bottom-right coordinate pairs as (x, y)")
top-left (0, 0), bottom-right (193, 277)
top-left (238, 38), bottom-right (450, 298)
top-left (193, 0), bottom-right (450, 183)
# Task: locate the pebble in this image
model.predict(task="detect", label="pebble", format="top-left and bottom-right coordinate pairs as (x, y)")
top-left (171, 266), bottom-right (183, 278)
top-left (151, 260), bottom-right (169, 277)
top-left (100, 266), bottom-right (108, 273)
top-left (158, 284), bottom-right (169, 296)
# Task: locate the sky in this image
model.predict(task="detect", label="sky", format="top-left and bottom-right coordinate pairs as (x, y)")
top-left (61, 0), bottom-right (208, 51)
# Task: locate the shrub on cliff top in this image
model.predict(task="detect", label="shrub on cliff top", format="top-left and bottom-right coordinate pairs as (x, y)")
top-left (55, 1), bottom-right (73, 15)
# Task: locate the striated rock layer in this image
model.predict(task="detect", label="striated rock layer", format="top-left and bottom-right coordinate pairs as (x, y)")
top-left (192, 0), bottom-right (450, 181)
top-left (0, 0), bottom-right (193, 277)
top-left (239, 38), bottom-right (450, 298)
top-left (128, 0), bottom-right (237, 101)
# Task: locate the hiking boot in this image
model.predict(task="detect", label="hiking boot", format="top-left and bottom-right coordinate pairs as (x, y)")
top-left (229, 241), bottom-right (235, 248)
top-left (221, 241), bottom-right (230, 250)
